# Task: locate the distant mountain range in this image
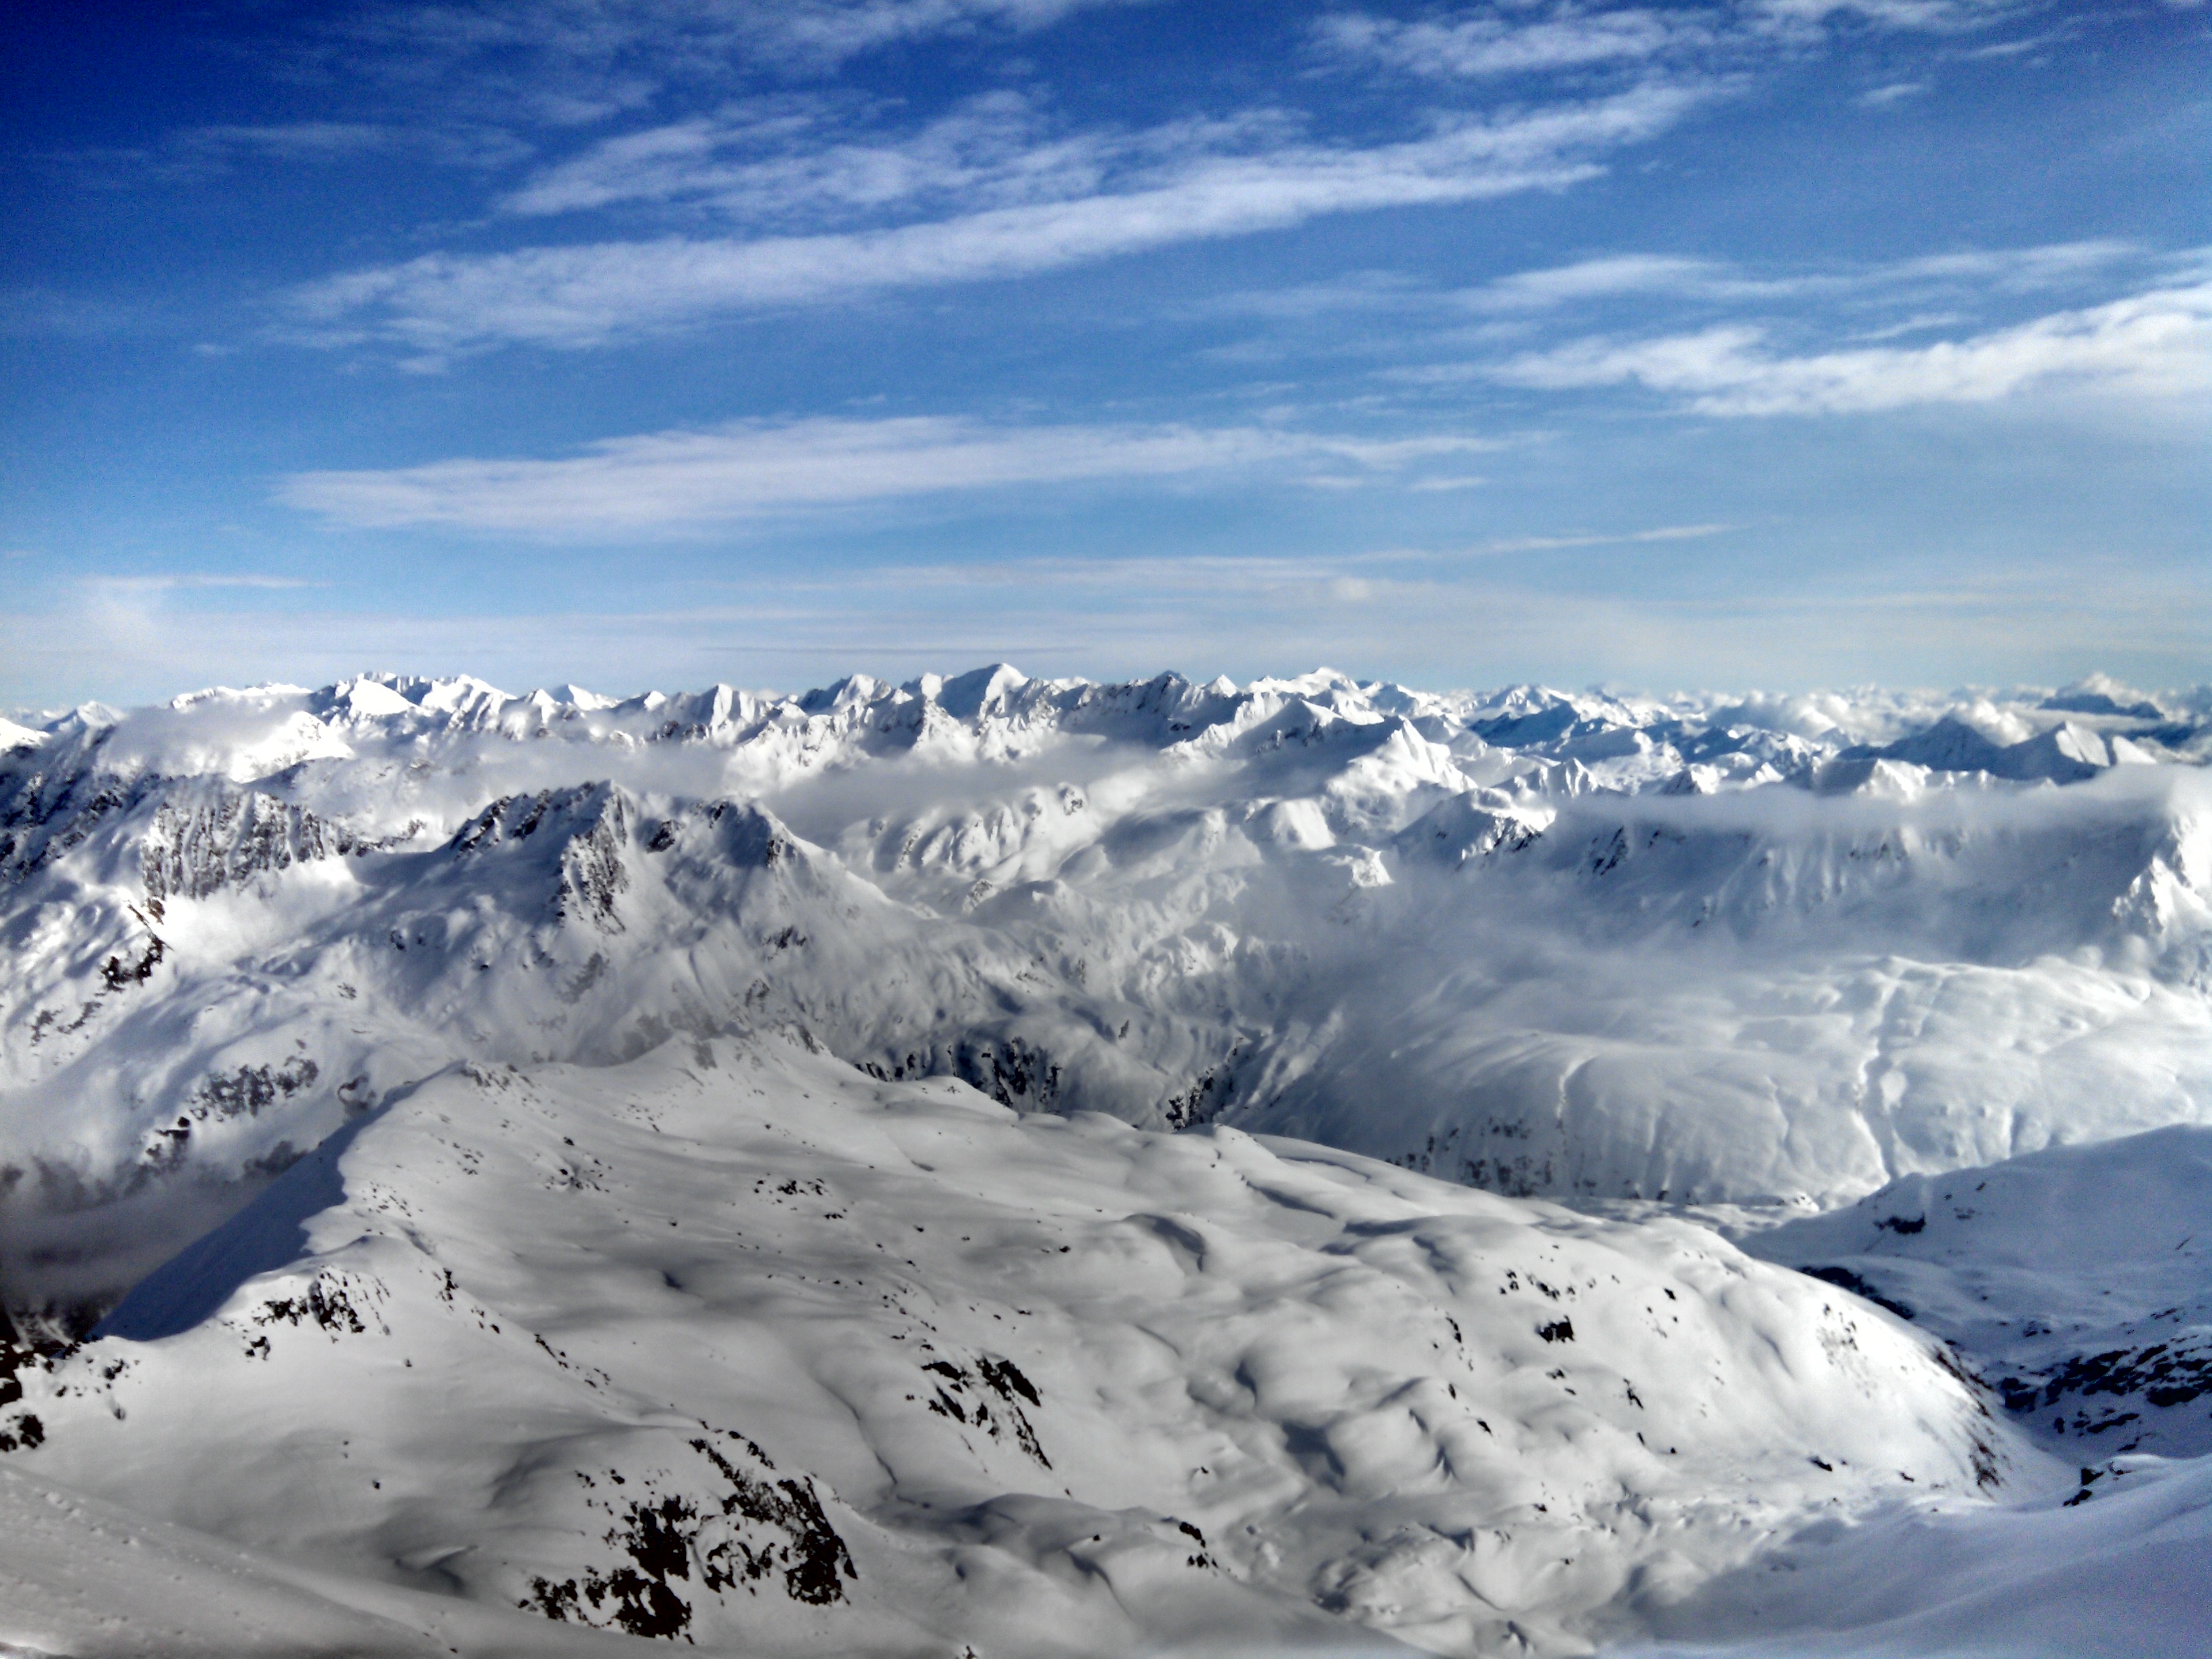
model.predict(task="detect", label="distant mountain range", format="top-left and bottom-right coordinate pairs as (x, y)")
top-left (5, 666), bottom-right (2207, 1328)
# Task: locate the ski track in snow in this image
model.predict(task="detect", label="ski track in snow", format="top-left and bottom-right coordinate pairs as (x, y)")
top-left (1, 664), bottom-right (2208, 1654)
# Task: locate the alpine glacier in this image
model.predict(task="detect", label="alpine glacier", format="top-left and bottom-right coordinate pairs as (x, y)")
top-left (1, 665), bottom-right (2209, 1656)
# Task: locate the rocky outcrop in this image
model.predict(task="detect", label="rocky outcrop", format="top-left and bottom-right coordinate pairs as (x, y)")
top-left (141, 787), bottom-right (363, 903)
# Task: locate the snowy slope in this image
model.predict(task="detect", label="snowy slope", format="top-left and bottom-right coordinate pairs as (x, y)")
top-left (3, 1032), bottom-right (2021, 1658)
top-left (1622, 1453), bottom-right (2212, 1659)
top-left (3, 666), bottom-right (2209, 1327)
top-left (1748, 1126), bottom-right (2212, 1460)
top-left (0, 1460), bottom-right (639, 1659)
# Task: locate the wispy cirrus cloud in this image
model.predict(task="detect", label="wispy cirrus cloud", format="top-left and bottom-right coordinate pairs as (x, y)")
top-left (1463, 252), bottom-right (1743, 310)
top-left (1748, 0), bottom-right (2032, 32)
top-left (1456, 240), bottom-right (2139, 312)
top-left (1315, 6), bottom-right (1700, 79)
top-left (1210, 241), bottom-right (2142, 335)
top-left (496, 90), bottom-right (1147, 220)
top-left (295, 0), bottom-right (1141, 113)
top-left (266, 3), bottom-right (2094, 362)
top-left (1488, 279), bottom-right (2212, 413)
top-left (45, 119), bottom-right (534, 191)
top-left (276, 414), bottom-right (1501, 533)
top-left (83, 574), bottom-right (316, 592)
top-left (1459, 522), bottom-right (1740, 553)
top-left (289, 85), bottom-right (1701, 356)
top-left (1315, 0), bottom-right (2036, 83)
top-left (737, 0), bottom-right (1147, 67)
top-left (182, 121), bottom-right (533, 171)
top-left (1875, 241), bottom-right (2144, 291)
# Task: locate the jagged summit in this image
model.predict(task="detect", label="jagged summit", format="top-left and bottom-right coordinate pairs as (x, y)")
top-left (2043, 672), bottom-right (2168, 721)
top-left (16, 664), bottom-right (2205, 791)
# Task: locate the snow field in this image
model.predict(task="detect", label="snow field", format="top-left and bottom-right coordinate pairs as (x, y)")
top-left (8, 1036), bottom-right (2011, 1656)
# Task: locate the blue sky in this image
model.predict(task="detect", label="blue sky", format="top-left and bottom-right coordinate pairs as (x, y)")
top-left (4, 0), bottom-right (2208, 708)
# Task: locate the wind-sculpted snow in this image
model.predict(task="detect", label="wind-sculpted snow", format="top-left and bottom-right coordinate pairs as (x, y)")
top-left (3, 664), bottom-right (2210, 1328)
top-left (3, 1036), bottom-right (2013, 1656)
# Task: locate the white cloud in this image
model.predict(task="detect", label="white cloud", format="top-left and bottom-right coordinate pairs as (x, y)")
top-left (1458, 523), bottom-right (1739, 553)
top-left (496, 91), bottom-right (1125, 220)
top-left (85, 574), bottom-right (316, 591)
top-left (1847, 310), bottom-right (1967, 341)
top-left (1887, 241), bottom-right (2138, 290)
top-left (1316, 0), bottom-right (2030, 82)
top-left (1748, 0), bottom-right (2027, 33)
top-left (319, 0), bottom-right (1136, 104)
top-left (268, 3), bottom-right (2101, 359)
top-left (52, 120), bottom-right (535, 189)
top-left (739, 0), bottom-right (1141, 66)
top-left (1455, 241), bottom-right (2137, 313)
top-left (291, 87), bottom-right (1698, 353)
top-left (1462, 253), bottom-right (1735, 310)
top-left (1316, 6), bottom-right (1697, 79)
top-left (1488, 281), bottom-right (2212, 413)
top-left (276, 415), bottom-right (1501, 533)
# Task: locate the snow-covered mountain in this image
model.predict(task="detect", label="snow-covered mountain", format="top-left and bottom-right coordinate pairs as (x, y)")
top-left (4, 665), bottom-right (2209, 1328)
top-left (4, 665), bottom-right (2210, 1656)
top-left (0, 1035), bottom-right (2032, 1656)
top-left (1750, 1126), bottom-right (2212, 1461)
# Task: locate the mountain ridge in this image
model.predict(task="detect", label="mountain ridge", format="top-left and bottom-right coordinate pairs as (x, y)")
top-left (4, 667), bottom-right (2209, 1332)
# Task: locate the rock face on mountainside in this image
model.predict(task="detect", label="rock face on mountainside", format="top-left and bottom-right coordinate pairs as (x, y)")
top-left (1, 1037), bottom-right (2015, 1658)
top-left (2, 666), bottom-right (2209, 1329)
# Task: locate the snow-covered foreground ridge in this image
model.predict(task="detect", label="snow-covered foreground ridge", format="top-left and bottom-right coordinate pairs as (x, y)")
top-left (0, 1037), bottom-right (2024, 1656)
top-left (4, 663), bottom-right (2211, 1321)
